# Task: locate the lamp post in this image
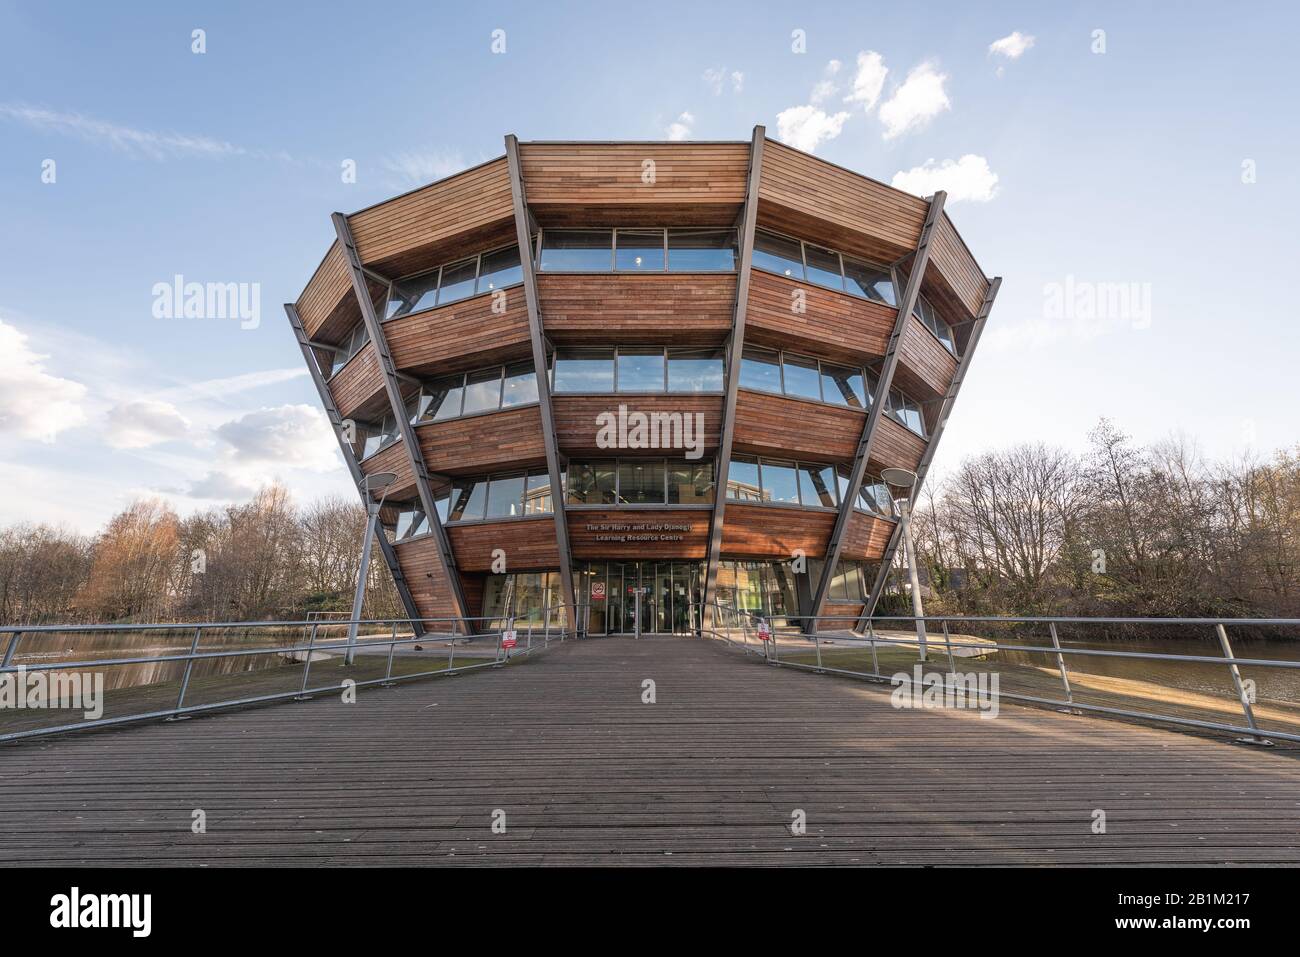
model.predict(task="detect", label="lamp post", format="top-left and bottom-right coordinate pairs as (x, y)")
top-left (881, 467), bottom-right (927, 662)
top-left (347, 471), bottom-right (398, 665)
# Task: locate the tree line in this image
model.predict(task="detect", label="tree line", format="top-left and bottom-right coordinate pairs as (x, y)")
top-left (0, 486), bottom-right (402, 626)
top-left (904, 420), bottom-right (1299, 628)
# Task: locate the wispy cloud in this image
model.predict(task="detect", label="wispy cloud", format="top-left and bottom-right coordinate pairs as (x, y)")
top-left (892, 155), bottom-right (999, 203)
top-left (380, 148), bottom-right (468, 187)
top-left (989, 31), bottom-right (1036, 59)
top-left (666, 112), bottom-right (695, 141)
top-left (878, 62), bottom-right (951, 140)
top-left (0, 103), bottom-right (292, 162)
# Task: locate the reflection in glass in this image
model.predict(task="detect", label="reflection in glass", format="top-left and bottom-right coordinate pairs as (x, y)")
top-left (667, 229), bottom-right (737, 271)
top-left (617, 348), bottom-right (666, 392)
top-left (539, 230), bottom-right (613, 271)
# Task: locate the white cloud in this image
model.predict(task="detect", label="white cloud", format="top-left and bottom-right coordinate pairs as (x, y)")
top-left (183, 470), bottom-right (262, 501)
top-left (775, 105), bottom-right (850, 153)
top-left (0, 103), bottom-right (287, 162)
top-left (810, 59), bottom-right (843, 104)
top-left (104, 399), bottom-right (191, 449)
top-left (666, 111), bottom-right (695, 141)
top-left (878, 62), bottom-right (951, 140)
top-left (703, 68), bottom-right (744, 95)
top-left (844, 51), bottom-right (888, 111)
top-left (891, 154), bottom-right (999, 203)
top-left (381, 148), bottom-right (467, 187)
top-left (215, 404), bottom-right (339, 473)
top-left (0, 318), bottom-right (87, 442)
top-left (989, 31), bottom-right (1036, 59)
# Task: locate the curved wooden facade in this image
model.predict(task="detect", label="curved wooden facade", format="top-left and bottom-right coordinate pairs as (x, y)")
top-left (286, 129), bottom-right (998, 629)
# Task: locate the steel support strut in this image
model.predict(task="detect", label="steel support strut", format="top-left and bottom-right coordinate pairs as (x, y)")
top-left (330, 215), bottom-right (472, 630)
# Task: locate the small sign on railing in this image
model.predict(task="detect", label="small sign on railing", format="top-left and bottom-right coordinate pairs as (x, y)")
top-left (757, 619), bottom-right (772, 641)
top-left (502, 630), bottom-right (517, 650)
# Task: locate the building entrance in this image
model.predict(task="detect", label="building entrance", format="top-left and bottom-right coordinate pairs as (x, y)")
top-left (575, 561), bottom-right (702, 636)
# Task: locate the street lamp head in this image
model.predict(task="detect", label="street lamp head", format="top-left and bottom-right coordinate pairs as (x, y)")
top-left (881, 467), bottom-right (918, 490)
top-left (361, 472), bottom-right (398, 493)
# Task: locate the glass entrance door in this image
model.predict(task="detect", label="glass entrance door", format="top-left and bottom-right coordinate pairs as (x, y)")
top-left (575, 561), bottom-right (702, 635)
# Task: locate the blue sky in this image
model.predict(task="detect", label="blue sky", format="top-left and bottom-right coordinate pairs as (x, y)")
top-left (1, 0), bottom-right (1296, 531)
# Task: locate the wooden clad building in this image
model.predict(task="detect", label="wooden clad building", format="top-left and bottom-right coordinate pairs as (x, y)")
top-left (287, 129), bottom-right (998, 634)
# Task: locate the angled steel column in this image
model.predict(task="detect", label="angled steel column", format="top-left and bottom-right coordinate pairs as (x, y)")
top-left (331, 213), bottom-right (472, 628)
top-left (504, 134), bottom-right (577, 617)
top-left (806, 191), bottom-right (947, 631)
top-left (859, 274), bottom-right (1001, 626)
top-left (284, 302), bottom-right (425, 635)
top-left (701, 125), bottom-right (765, 624)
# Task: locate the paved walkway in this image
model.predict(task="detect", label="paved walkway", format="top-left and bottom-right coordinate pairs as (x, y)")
top-left (2, 636), bottom-right (1298, 866)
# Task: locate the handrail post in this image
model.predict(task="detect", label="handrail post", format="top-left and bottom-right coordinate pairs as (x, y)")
top-left (1216, 623), bottom-right (1271, 745)
top-left (868, 620), bottom-right (879, 675)
top-left (814, 631), bottom-right (824, 672)
top-left (942, 620), bottom-right (956, 675)
top-left (382, 621), bottom-right (397, 686)
top-left (295, 624), bottom-right (317, 700)
top-left (166, 626), bottom-right (203, 720)
top-left (1048, 622), bottom-right (1075, 707)
top-left (1, 630), bottom-right (21, 669)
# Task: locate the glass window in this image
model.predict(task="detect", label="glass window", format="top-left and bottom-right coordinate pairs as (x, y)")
top-left (752, 231), bottom-right (804, 280)
top-left (554, 348), bottom-right (615, 392)
top-left (618, 460), bottom-right (666, 504)
top-left (331, 324), bottom-right (370, 375)
top-left (865, 370), bottom-right (880, 407)
top-left (844, 257), bottom-right (896, 305)
top-left (462, 367), bottom-right (503, 415)
top-left (485, 473), bottom-right (526, 519)
top-left (803, 243), bottom-right (844, 291)
top-left (447, 478), bottom-right (488, 522)
top-left (667, 229), bottom-right (737, 271)
top-left (437, 258), bottom-right (478, 306)
top-left (798, 463), bottom-right (838, 508)
top-left (889, 389), bottom-right (925, 436)
top-left (739, 346), bottom-right (781, 393)
top-left (566, 461), bottom-right (617, 505)
top-left (359, 418), bottom-right (394, 459)
top-left (477, 246), bottom-right (522, 293)
top-left (782, 354), bottom-right (822, 401)
top-left (524, 471), bottom-right (554, 514)
top-left (860, 477), bottom-right (895, 516)
top-left (539, 230), bottom-right (613, 272)
top-left (667, 348), bottom-right (724, 392)
top-left (830, 560), bottom-right (864, 602)
top-left (727, 456), bottom-right (763, 501)
top-left (385, 272), bottom-right (440, 320)
top-left (501, 362), bottom-right (538, 407)
top-left (433, 487), bottom-right (450, 523)
top-left (668, 460), bottom-right (714, 504)
top-left (413, 374), bottom-right (464, 422)
top-left (915, 296), bottom-right (956, 354)
top-left (614, 229), bottom-right (665, 271)
top-left (820, 363), bottom-right (866, 408)
top-left (616, 347), bottom-right (665, 392)
top-left (760, 459), bottom-right (800, 505)
top-left (395, 505), bottom-right (427, 541)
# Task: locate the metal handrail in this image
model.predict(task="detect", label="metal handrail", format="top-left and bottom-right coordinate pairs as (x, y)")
top-left (0, 613), bottom-right (572, 743)
top-left (690, 604), bottom-right (1300, 746)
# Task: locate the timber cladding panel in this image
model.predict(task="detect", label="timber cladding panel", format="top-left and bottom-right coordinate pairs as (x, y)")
top-left (732, 389), bottom-right (864, 463)
top-left (393, 537), bottom-right (460, 619)
top-left (746, 269), bottom-right (895, 364)
top-left (929, 213), bottom-right (990, 319)
top-left (568, 509), bottom-right (710, 559)
top-left (347, 158), bottom-right (516, 278)
top-left (721, 504), bottom-right (834, 558)
top-left (757, 139), bottom-right (928, 264)
top-left (520, 143), bottom-right (749, 210)
top-left (552, 394), bottom-right (722, 456)
top-left (360, 440), bottom-right (415, 502)
top-left (897, 315), bottom-right (959, 400)
top-left (537, 273), bottom-right (735, 344)
top-left (385, 288), bottom-right (533, 376)
top-left (416, 405), bottom-right (548, 477)
top-left (841, 511), bottom-right (895, 561)
top-left (296, 241), bottom-right (351, 340)
top-left (328, 345), bottom-right (385, 420)
top-left (448, 518), bottom-right (560, 572)
top-left (869, 415), bottom-right (927, 474)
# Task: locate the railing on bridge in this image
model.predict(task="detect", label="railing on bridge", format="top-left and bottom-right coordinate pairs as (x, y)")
top-left (0, 610), bottom-right (581, 743)
top-left (695, 603), bottom-right (1300, 746)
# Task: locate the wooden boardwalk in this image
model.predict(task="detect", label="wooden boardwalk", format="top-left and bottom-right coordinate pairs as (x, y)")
top-left (2, 635), bottom-right (1299, 866)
